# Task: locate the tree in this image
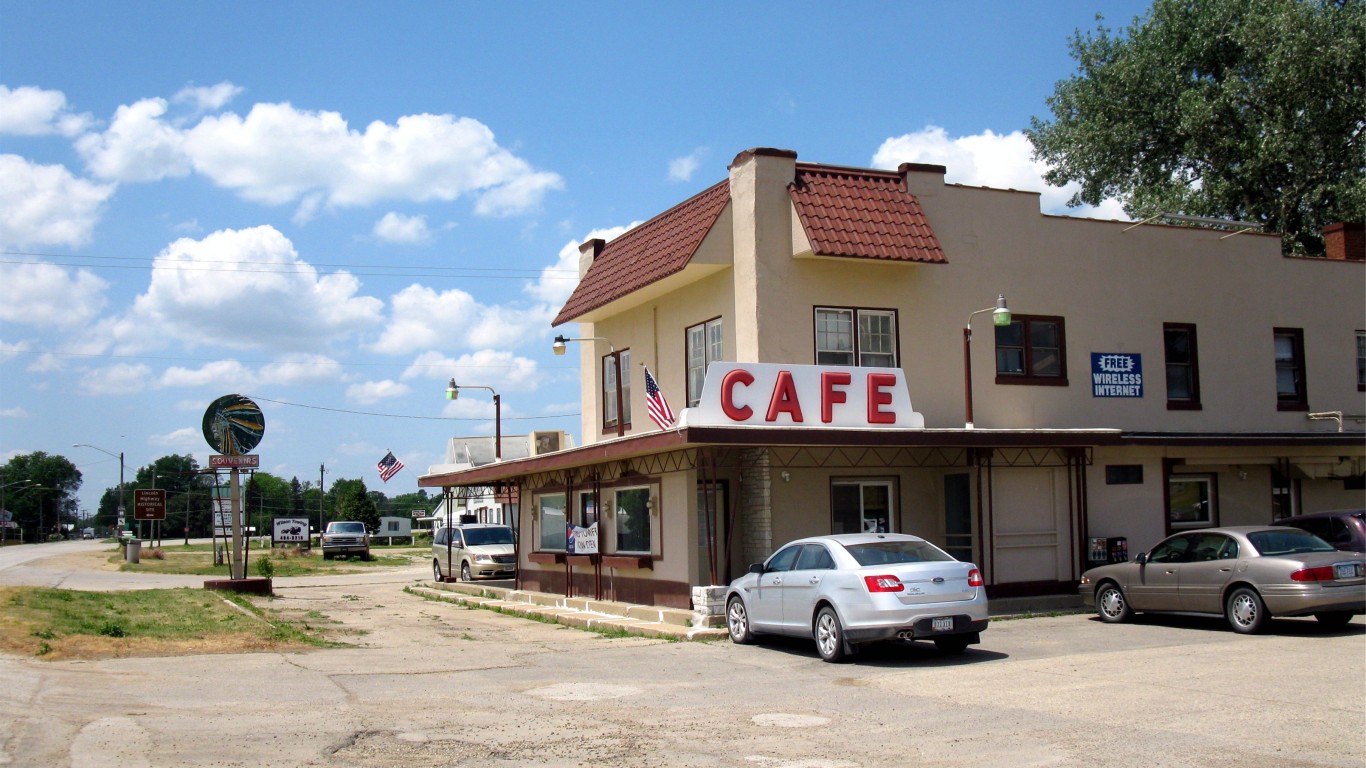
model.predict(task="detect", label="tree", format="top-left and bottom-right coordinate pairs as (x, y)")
top-left (330, 478), bottom-right (379, 531)
top-left (2, 452), bottom-right (82, 541)
top-left (1027, 0), bottom-right (1365, 254)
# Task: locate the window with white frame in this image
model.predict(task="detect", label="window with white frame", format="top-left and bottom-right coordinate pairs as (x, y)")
top-left (537, 492), bottom-right (566, 551)
top-left (1168, 475), bottom-right (1216, 530)
top-left (686, 318), bottom-right (723, 407)
top-left (814, 308), bottom-right (898, 367)
top-left (614, 486), bottom-right (651, 553)
top-left (602, 349), bottom-right (631, 430)
top-left (831, 479), bottom-right (894, 534)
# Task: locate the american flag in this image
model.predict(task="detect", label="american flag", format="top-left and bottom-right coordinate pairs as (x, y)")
top-left (377, 451), bottom-right (404, 483)
top-left (643, 365), bottom-right (676, 430)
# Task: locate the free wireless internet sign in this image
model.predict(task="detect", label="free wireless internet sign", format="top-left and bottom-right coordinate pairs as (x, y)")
top-left (202, 394), bottom-right (265, 456)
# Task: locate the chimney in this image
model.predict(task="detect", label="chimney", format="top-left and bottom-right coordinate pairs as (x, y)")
top-left (1323, 222), bottom-right (1364, 261)
top-left (577, 238), bottom-right (606, 277)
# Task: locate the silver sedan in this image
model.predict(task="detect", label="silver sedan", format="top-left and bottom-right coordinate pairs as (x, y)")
top-left (1079, 526), bottom-right (1366, 633)
top-left (725, 533), bottom-right (989, 662)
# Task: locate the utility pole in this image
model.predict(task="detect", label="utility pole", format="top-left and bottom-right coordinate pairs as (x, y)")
top-left (318, 464), bottom-right (326, 547)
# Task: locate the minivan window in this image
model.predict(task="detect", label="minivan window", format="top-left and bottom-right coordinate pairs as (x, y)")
top-left (463, 527), bottom-right (514, 546)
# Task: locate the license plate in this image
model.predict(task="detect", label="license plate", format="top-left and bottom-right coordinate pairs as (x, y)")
top-left (931, 617), bottom-right (953, 632)
top-left (1335, 564), bottom-right (1361, 579)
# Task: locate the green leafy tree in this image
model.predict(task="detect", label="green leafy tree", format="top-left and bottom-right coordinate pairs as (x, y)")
top-left (2, 452), bottom-right (81, 541)
top-left (1027, 0), bottom-right (1365, 254)
top-left (330, 478), bottom-right (379, 531)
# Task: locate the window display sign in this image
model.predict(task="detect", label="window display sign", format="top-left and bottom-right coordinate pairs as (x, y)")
top-left (567, 522), bottom-right (599, 554)
top-left (1091, 353), bottom-right (1143, 397)
top-left (686, 363), bottom-right (924, 429)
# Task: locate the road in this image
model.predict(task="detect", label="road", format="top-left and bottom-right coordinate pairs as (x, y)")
top-left (0, 540), bottom-right (1363, 767)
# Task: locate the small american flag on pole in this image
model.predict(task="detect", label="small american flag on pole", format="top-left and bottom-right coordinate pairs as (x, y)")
top-left (643, 365), bottom-right (676, 430)
top-left (377, 451), bottom-right (404, 483)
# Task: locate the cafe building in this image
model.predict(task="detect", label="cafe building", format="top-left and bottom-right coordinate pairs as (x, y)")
top-left (419, 148), bottom-right (1365, 609)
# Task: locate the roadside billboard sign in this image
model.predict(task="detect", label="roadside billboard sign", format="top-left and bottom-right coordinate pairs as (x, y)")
top-left (272, 517), bottom-right (309, 545)
top-left (134, 489), bottom-right (167, 521)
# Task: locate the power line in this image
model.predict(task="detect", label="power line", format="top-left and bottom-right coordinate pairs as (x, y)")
top-left (5, 347), bottom-right (578, 370)
top-left (245, 394), bottom-right (577, 422)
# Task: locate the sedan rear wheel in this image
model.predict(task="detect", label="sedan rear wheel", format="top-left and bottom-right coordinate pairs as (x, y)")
top-left (813, 606), bottom-right (847, 663)
top-left (726, 597), bottom-right (754, 644)
top-left (1226, 586), bottom-right (1268, 634)
top-left (1096, 582), bottom-right (1133, 623)
top-left (933, 635), bottom-right (971, 654)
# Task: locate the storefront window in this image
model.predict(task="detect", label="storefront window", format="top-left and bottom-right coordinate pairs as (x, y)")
top-left (538, 492), bottom-right (566, 551)
top-left (1168, 475), bottom-right (1215, 529)
top-left (831, 479), bottom-right (893, 534)
top-left (615, 487), bottom-right (651, 553)
top-left (577, 490), bottom-right (598, 529)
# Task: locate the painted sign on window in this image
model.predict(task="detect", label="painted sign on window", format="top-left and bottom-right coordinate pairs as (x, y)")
top-left (1092, 353), bottom-right (1143, 398)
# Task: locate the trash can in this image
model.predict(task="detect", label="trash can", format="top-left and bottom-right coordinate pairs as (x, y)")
top-left (126, 538), bottom-right (141, 564)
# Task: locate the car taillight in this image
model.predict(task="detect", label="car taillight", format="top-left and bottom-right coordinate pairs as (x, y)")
top-left (864, 575), bottom-right (904, 593)
top-left (1291, 566), bottom-right (1336, 582)
top-left (968, 568), bottom-right (984, 587)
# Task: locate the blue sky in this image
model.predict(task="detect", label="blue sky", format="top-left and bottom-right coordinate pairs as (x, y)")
top-left (1, 1), bottom-right (1149, 517)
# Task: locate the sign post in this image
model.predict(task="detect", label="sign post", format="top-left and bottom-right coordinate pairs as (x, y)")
top-left (202, 395), bottom-right (265, 581)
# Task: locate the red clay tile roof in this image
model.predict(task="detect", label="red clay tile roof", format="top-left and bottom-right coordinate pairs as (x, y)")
top-left (789, 164), bottom-right (945, 263)
top-left (552, 160), bottom-right (945, 325)
top-left (553, 180), bottom-right (731, 325)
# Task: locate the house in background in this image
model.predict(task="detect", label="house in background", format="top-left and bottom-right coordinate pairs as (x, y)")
top-left (425, 431), bottom-right (570, 528)
top-left (420, 148), bottom-right (1364, 610)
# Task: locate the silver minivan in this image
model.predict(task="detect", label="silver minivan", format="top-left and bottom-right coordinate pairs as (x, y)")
top-left (432, 524), bottom-right (517, 581)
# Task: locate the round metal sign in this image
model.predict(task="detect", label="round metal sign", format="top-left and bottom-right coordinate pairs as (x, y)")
top-left (202, 394), bottom-right (265, 456)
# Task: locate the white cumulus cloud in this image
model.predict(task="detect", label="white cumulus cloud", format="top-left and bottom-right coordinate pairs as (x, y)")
top-left (374, 283), bottom-right (555, 356)
top-left (173, 81), bottom-right (244, 112)
top-left (0, 155), bottom-right (115, 248)
top-left (80, 362), bottom-right (152, 395)
top-left (347, 379), bottom-right (412, 404)
top-left (402, 349), bottom-right (540, 393)
top-left (872, 126), bottom-right (1127, 220)
top-left (0, 261), bottom-right (108, 329)
top-left (668, 149), bottom-right (705, 182)
top-left (373, 212), bottom-right (432, 244)
top-left (116, 225), bottom-right (383, 353)
top-left (0, 85), bottom-right (92, 136)
top-left (75, 97), bottom-right (192, 182)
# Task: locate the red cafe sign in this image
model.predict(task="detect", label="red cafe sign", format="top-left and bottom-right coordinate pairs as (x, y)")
top-left (688, 363), bottom-right (925, 429)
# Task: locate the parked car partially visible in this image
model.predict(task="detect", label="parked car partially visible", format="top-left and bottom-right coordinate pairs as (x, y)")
top-left (1272, 510), bottom-right (1366, 553)
top-left (432, 524), bottom-right (516, 581)
top-left (1079, 526), bottom-right (1365, 633)
top-left (725, 533), bottom-right (988, 662)
top-left (321, 521), bottom-right (370, 560)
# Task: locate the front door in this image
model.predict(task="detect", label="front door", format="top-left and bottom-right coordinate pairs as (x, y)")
top-left (943, 473), bottom-right (974, 563)
top-left (1127, 534), bottom-right (1192, 611)
top-left (747, 544), bottom-right (800, 630)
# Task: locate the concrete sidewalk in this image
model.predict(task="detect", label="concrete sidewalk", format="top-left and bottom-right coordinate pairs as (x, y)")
top-left (409, 579), bottom-right (1085, 641)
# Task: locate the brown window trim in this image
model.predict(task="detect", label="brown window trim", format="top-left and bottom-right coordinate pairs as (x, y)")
top-left (528, 552), bottom-right (565, 565)
top-left (994, 314), bottom-right (1069, 386)
top-left (601, 348), bottom-right (631, 432)
top-left (1273, 327), bottom-right (1308, 411)
top-left (1164, 322), bottom-right (1203, 411)
top-left (601, 555), bottom-right (654, 570)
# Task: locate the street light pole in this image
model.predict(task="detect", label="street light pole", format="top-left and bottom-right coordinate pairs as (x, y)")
top-left (446, 380), bottom-right (502, 460)
top-left (963, 294), bottom-right (1012, 429)
top-left (73, 444), bottom-right (126, 533)
top-left (553, 334), bottom-right (624, 438)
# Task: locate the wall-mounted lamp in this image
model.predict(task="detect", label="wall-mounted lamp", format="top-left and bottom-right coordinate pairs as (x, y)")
top-left (780, 470), bottom-right (791, 483)
top-left (553, 334), bottom-right (624, 438)
top-left (647, 496), bottom-right (657, 516)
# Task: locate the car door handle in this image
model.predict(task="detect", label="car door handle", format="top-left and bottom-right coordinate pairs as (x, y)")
top-left (808, 577), bottom-right (821, 584)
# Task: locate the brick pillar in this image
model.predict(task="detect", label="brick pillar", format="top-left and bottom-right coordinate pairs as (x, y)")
top-left (739, 447), bottom-right (773, 565)
top-left (1323, 222), bottom-right (1364, 261)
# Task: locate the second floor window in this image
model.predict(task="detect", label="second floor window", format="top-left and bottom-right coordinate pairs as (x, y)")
top-left (602, 349), bottom-right (631, 430)
top-left (814, 307), bottom-right (898, 367)
top-left (686, 318), bottom-right (723, 407)
top-left (1164, 323), bottom-right (1201, 409)
top-left (1273, 328), bottom-right (1307, 410)
top-left (995, 315), bottom-right (1067, 384)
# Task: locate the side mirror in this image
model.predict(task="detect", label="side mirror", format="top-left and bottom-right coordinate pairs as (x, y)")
top-left (748, 562), bottom-right (764, 575)
top-left (1135, 552), bottom-right (1149, 565)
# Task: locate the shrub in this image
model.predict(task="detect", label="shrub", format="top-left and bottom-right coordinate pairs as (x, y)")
top-left (255, 556), bottom-right (275, 578)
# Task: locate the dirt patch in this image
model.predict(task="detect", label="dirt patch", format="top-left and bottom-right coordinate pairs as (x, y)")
top-left (4, 631), bottom-right (320, 661)
top-left (39, 547), bottom-right (124, 572)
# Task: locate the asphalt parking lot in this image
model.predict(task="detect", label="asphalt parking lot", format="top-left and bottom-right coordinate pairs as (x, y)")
top-left (1, 541), bottom-right (1363, 767)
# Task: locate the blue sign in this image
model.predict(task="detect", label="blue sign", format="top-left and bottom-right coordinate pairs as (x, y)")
top-left (1092, 353), bottom-right (1143, 397)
